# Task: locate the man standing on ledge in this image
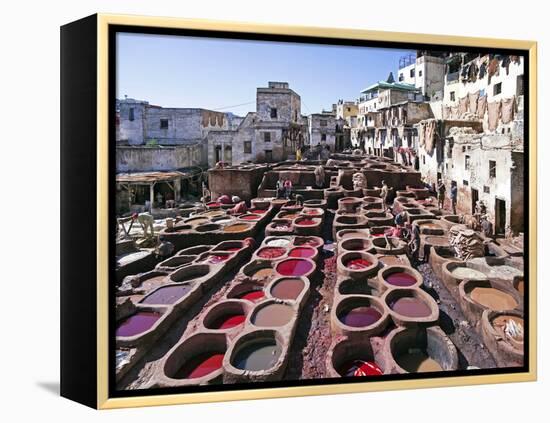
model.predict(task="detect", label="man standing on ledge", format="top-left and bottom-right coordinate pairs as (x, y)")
top-left (437, 179), bottom-right (446, 210)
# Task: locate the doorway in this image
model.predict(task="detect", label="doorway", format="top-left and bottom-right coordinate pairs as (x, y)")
top-left (495, 198), bottom-right (506, 236)
top-left (471, 188), bottom-right (479, 214)
top-left (215, 145), bottom-right (222, 163)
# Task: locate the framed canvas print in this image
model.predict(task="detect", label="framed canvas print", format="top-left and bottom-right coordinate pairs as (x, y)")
top-left (60, 14), bottom-right (537, 409)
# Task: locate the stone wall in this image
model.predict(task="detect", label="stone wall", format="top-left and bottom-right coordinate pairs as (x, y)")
top-left (116, 144), bottom-right (203, 172)
top-left (208, 166), bottom-right (268, 201)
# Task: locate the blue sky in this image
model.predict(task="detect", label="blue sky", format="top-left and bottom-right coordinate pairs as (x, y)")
top-left (116, 32), bottom-right (414, 116)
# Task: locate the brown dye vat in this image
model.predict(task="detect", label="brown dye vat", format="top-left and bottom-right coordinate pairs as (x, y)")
top-left (424, 236), bottom-right (449, 246)
top-left (422, 223), bottom-right (441, 230)
top-left (223, 223), bottom-right (251, 233)
top-left (378, 255), bottom-right (406, 267)
top-left (252, 268), bottom-right (275, 280)
top-left (270, 278), bottom-right (305, 300)
top-left (470, 287), bottom-right (518, 310)
top-left (516, 279), bottom-right (524, 295)
top-left (251, 303), bottom-right (294, 327)
top-left (390, 297), bottom-right (432, 318)
top-left (397, 351), bottom-right (443, 372)
top-left (185, 217), bottom-right (209, 226)
top-left (195, 223), bottom-right (221, 233)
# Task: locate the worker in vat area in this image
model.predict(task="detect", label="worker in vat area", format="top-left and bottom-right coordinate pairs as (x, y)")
top-left (437, 179), bottom-right (446, 210)
top-left (480, 214), bottom-right (494, 239)
top-left (379, 180), bottom-right (390, 211)
top-left (132, 212), bottom-right (155, 238)
top-left (296, 147), bottom-right (302, 161)
top-left (276, 178), bottom-right (284, 199)
top-left (284, 178), bottom-right (293, 199)
top-left (394, 210), bottom-right (408, 227)
top-left (229, 201), bottom-right (248, 215)
top-left (201, 182), bottom-right (211, 205)
top-left (450, 181), bottom-right (458, 215)
top-left (314, 164), bottom-right (325, 188)
top-left (294, 193), bottom-right (304, 207)
top-left (406, 221), bottom-right (421, 264)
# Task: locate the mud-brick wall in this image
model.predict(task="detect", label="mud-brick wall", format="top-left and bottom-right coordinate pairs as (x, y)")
top-left (208, 167), bottom-right (268, 201)
top-left (116, 144), bottom-right (204, 172)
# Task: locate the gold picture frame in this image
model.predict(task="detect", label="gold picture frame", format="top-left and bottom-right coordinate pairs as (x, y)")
top-left (61, 13), bottom-right (537, 409)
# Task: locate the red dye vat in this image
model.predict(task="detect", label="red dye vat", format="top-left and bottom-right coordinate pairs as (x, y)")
top-left (249, 208), bottom-right (267, 214)
top-left (339, 360), bottom-right (383, 377)
top-left (116, 311), bottom-right (161, 337)
top-left (371, 233), bottom-right (385, 237)
top-left (175, 352), bottom-right (224, 379)
top-left (385, 271), bottom-right (417, 287)
top-left (345, 258), bottom-right (373, 270)
top-left (258, 247), bottom-right (286, 259)
top-left (206, 202), bottom-right (221, 207)
top-left (206, 254), bottom-right (230, 264)
top-left (289, 247), bottom-right (316, 258)
top-left (276, 259), bottom-right (313, 276)
top-left (211, 313), bottom-right (246, 329)
top-left (240, 214), bottom-right (260, 220)
top-left (295, 218), bottom-right (317, 226)
top-left (239, 290), bottom-right (265, 302)
top-left (303, 209), bottom-right (321, 215)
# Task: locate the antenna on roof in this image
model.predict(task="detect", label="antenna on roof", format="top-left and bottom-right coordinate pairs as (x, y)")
top-left (386, 72), bottom-right (395, 84)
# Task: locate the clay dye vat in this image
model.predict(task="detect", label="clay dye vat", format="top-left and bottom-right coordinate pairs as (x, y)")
top-left (276, 259), bottom-right (314, 276)
top-left (344, 258), bottom-right (373, 270)
top-left (293, 237), bottom-right (322, 247)
top-left (338, 360), bottom-right (383, 377)
top-left (390, 297), bottom-right (432, 318)
top-left (139, 274), bottom-right (168, 292)
top-left (248, 208), bottom-right (267, 214)
top-left (251, 303), bottom-right (294, 327)
top-left (396, 350), bottom-right (443, 373)
top-left (233, 340), bottom-right (282, 371)
top-left (116, 311), bottom-right (161, 337)
top-left (202, 253), bottom-right (231, 264)
top-left (270, 278), bottom-right (305, 300)
top-left (295, 217), bottom-right (319, 226)
top-left (209, 313), bottom-right (246, 330)
top-left (338, 306), bottom-right (381, 328)
top-left (173, 352), bottom-right (225, 379)
top-left (266, 238), bottom-right (291, 247)
top-left (451, 267), bottom-right (487, 280)
top-left (223, 223), bottom-right (251, 233)
top-left (470, 287), bottom-right (518, 310)
top-left (384, 272), bottom-right (417, 287)
top-left (252, 267), bottom-right (275, 280)
top-left (288, 247), bottom-right (316, 258)
top-left (492, 314), bottom-right (524, 346)
top-left (140, 284), bottom-right (194, 305)
top-left (515, 279), bottom-right (524, 295)
top-left (257, 247), bottom-right (287, 259)
top-left (239, 214), bottom-right (261, 221)
top-left (238, 290), bottom-right (265, 302)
